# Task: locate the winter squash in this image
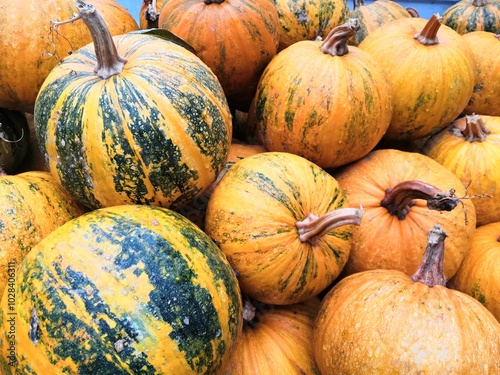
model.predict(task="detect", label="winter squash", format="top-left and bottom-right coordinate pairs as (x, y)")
top-left (314, 224), bottom-right (500, 374)
top-left (0, 204), bottom-right (242, 374)
top-left (271, 0), bottom-right (349, 50)
top-left (139, 0), bottom-right (161, 28)
top-left (0, 108), bottom-right (30, 174)
top-left (205, 152), bottom-right (363, 305)
top-left (0, 0), bottom-right (139, 113)
top-left (34, 1), bottom-right (232, 211)
top-left (254, 19), bottom-right (393, 169)
top-left (333, 149), bottom-right (476, 279)
top-left (442, 0), bottom-right (500, 34)
top-left (158, 0), bottom-right (280, 112)
top-left (463, 32), bottom-right (500, 116)
top-left (348, 0), bottom-right (413, 46)
top-left (0, 171), bottom-right (84, 298)
top-left (359, 14), bottom-right (477, 141)
top-left (448, 220), bottom-right (500, 322)
top-left (421, 114), bottom-right (500, 226)
top-left (220, 297), bottom-right (321, 374)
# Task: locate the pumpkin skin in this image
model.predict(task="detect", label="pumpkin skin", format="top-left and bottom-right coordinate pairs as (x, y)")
top-left (448, 221), bottom-right (500, 322)
top-left (442, 0), bottom-right (500, 34)
top-left (254, 21), bottom-right (393, 169)
top-left (205, 152), bottom-right (360, 305)
top-left (0, 108), bottom-right (30, 174)
top-left (34, 5), bottom-right (232, 211)
top-left (0, 204), bottom-right (242, 374)
top-left (0, 0), bottom-right (139, 113)
top-left (333, 149), bottom-right (477, 279)
top-left (220, 297), bottom-right (321, 375)
top-left (0, 171), bottom-right (84, 298)
top-left (359, 15), bottom-right (477, 141)
top-left (271, 0), bottom-right (349, 50)
top-left (463, 32), bottom-right (500, 116)
top-left (158, 0), bottom-right (280, 112)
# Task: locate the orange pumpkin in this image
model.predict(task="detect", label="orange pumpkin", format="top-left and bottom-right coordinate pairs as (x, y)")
top-left (314, 224), bottom-right (500, 374)
top-left (442, 0), bottom-right (500, 34)
top-left (333, 149), bottom-right (477, 279)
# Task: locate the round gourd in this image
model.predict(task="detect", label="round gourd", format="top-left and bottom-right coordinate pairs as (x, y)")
top-left (314, 224), bottom-right (500, 374)
top-left (34, 1), bottom-right (232, 210)
top-left (0, 0), bottom-right (139, 113)
top-left (442, 0), bottom-right (500, 34)
top-left (0, 108), bottom-right (30, 174)
top-left (205, 152), bottom-right (363, 305)
top-left (0, 204), bottom-right (242, 374)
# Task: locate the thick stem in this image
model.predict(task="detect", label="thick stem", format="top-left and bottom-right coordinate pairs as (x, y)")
top-left (414, 14), bottom-right (441, 46)
top-left (453, 114), bottom-right (491, 142)
top-left (406, 7), bottom-right (420, 17)
top-left (296, 206), bottom-right (363, 245)
top-left (52, 0), bottom-right (127, 79)
top-left (472, 0), bottom-right (489, 6)
top-left (204, 0), bottom-right (225, 4)
top-left (410, 224), bottom-right (447, 287)
top-left (320, 19), bottom-right (360, 56)
top-left (145, 0), bottom-right (159, 28)
top-left (380, 181), bottom-right (460, 220)
top-left (352, 0), bottom-right (366, 10)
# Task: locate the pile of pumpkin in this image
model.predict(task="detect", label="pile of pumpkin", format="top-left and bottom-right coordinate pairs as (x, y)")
top-left (1, 0), bottom-right (500, 373)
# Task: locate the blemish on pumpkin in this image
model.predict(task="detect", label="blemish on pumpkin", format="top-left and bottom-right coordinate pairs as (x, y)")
top-left (114, 339), bottom-right (125, 353)
top-left (29, 307), bottom-right (41, 346)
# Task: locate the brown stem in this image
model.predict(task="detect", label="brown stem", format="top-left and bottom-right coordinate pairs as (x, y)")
top-left (452, 114), bottom-right (490, 142)
top-left (380, 181), bottom-right (460, 220)
top-left (352, 0), bottom-right (366, 10)
top-left (472, 0), bottom-right (489, 6)
top-left (320, 19), bottom-right (360, 56)
top-left (496, 34), bottom-right (500, 41)
top-left (52, 0), bottom-right (127, 79)
top-left (414, 14), bottom-right (442, 46)
top-left (243, 298), bottom-right (256, 322)
top-left (406, 7), bottom-right (420, 17)
top-left (296, 206), bottom-right (363, 245)
top-left (145, 0), bottom-right (159, 28)
top-left (411, 224), bottom-right (448, 287)
top-left (204, 0), bottom-right (225, 4)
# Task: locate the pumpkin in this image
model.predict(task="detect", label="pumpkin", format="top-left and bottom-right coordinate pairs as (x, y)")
top-left (139, 0), bottom-right (161, 29)
top-left (348, 0), bottom-right (413, 46)
top-left (0, 204), bottom-right (242, 374)
top-left (421, 114), bottom-right (500, 226)
top-left (442, 0), bottom-right (500, 34)
top-left (158, 0), bottom-right (280, 112)
top-left (34, 1), bottom-right (232, 211)
top-left (0, 171), bottom-right (85, 298)
top-left (220, 297), bottom-right (321, 374)
top-left (314, 224), bottom-right (500, 374)
top-left (358, 14), bottom-right (477, 141)
top-left (463, 32), bottom-right (500, 116)
top-left (205, 151), bottom-right (363, 305)
top-left (0, 108), bottom-right (30, 174)
top-left (0, 0), bottom-right (139, 113)
top-left (271, 0), bottom-right (349, 50)
top-left (253, 19), bottom-right (393, 169)
top-left (448, 220), bottom-right (500, 322)
top-left (333, 148), bottom-right (476, 279)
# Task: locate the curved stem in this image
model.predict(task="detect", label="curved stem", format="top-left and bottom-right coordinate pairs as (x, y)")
top-left (380, 181), bottom-right (460, 220)
top-left (320, 19), bottom-right (360, 56)
top-left (145, 0), bottom-right (159, 28)
top-left (406, 7), bottom-right (420, 17)
top-left (296, 206), bottom-right (363, 245)
top-left (410, 224), bottom-right (447, 287)
top-left (414, 14), bottom-right (442, 46)
top-left (453, 114), bottom-right (491, 142)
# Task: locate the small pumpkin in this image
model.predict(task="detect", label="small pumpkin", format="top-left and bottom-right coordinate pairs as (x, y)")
top-left (442, 0), bottom-right (500, 34)
top-left (34, 0), bottom-right (232, 210)
top-left (205, 152), bottom-right (363, 305)
top-left (359, 14), bottom-right (477, 141)
top-left (0, 108), bottom-right (30, 174)
top-left (0, 204), bottom-right (242, 374)
top-left (254, 19), bottom-right (393, 169)
top-left (314, 224), bottom-right (500, 374)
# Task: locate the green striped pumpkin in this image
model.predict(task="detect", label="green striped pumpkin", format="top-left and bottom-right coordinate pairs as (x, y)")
top-left (0, 204), bottom-right (242, 374)
top-left (442, 0), bottom-right (500, 35)
top-left (34, 1), bottom-right (232, 211)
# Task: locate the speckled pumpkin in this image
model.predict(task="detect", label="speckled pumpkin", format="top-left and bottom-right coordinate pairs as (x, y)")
top-left (442, 0), bottom-right (500, 34)
top-left (0, 204), bottom-right (242, 374)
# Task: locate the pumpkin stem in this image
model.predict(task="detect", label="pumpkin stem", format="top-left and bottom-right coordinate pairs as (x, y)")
top-left (296, 206), bottom-right (363, 245)
top-left (204, 0), bottom-right (225, 4)
top-left (406, 7), bottom-right (420, 17)
top-left (453, 114), bottom-right (491, 142)
top-left (352, 0), bottom-right (366, 10)
top-left (320, 19), bottom-right (360, 56)
top-left (380, 180), bottom-right (460, 220)
top-left (410, 224), bottom-right (448, 287)
top-left (472, 0), bottom-right (489, 6)
top-left (53, 0), bottom-right (127, 79)
top-left (144, 0), bottom-right (159, 28)
top-left (0, 166), bottom-right (6, 176)
top-left (414, 14), bottom-right (442, 46)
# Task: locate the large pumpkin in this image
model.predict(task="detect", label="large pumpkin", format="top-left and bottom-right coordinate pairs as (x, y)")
top-left (359, 14), bottom-right (477, 141)
top-left (34, 1), bottom-right (232, 210)
top-left (0, 204), bottom-right (242, 374)
top-left (205, 152), bottom-right (363, 305)
top-left (254, 19), bottom-right (393, 169)
top-left (0, 0), bottom-right (139, 113)
top-left (442, 0), bottom-right (500, 34)
top-left (314, 224), bottom-right (500, 374)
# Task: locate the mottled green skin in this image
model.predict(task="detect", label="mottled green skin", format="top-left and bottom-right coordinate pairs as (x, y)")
top-left (442, 0), bottom-right (500, 34)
